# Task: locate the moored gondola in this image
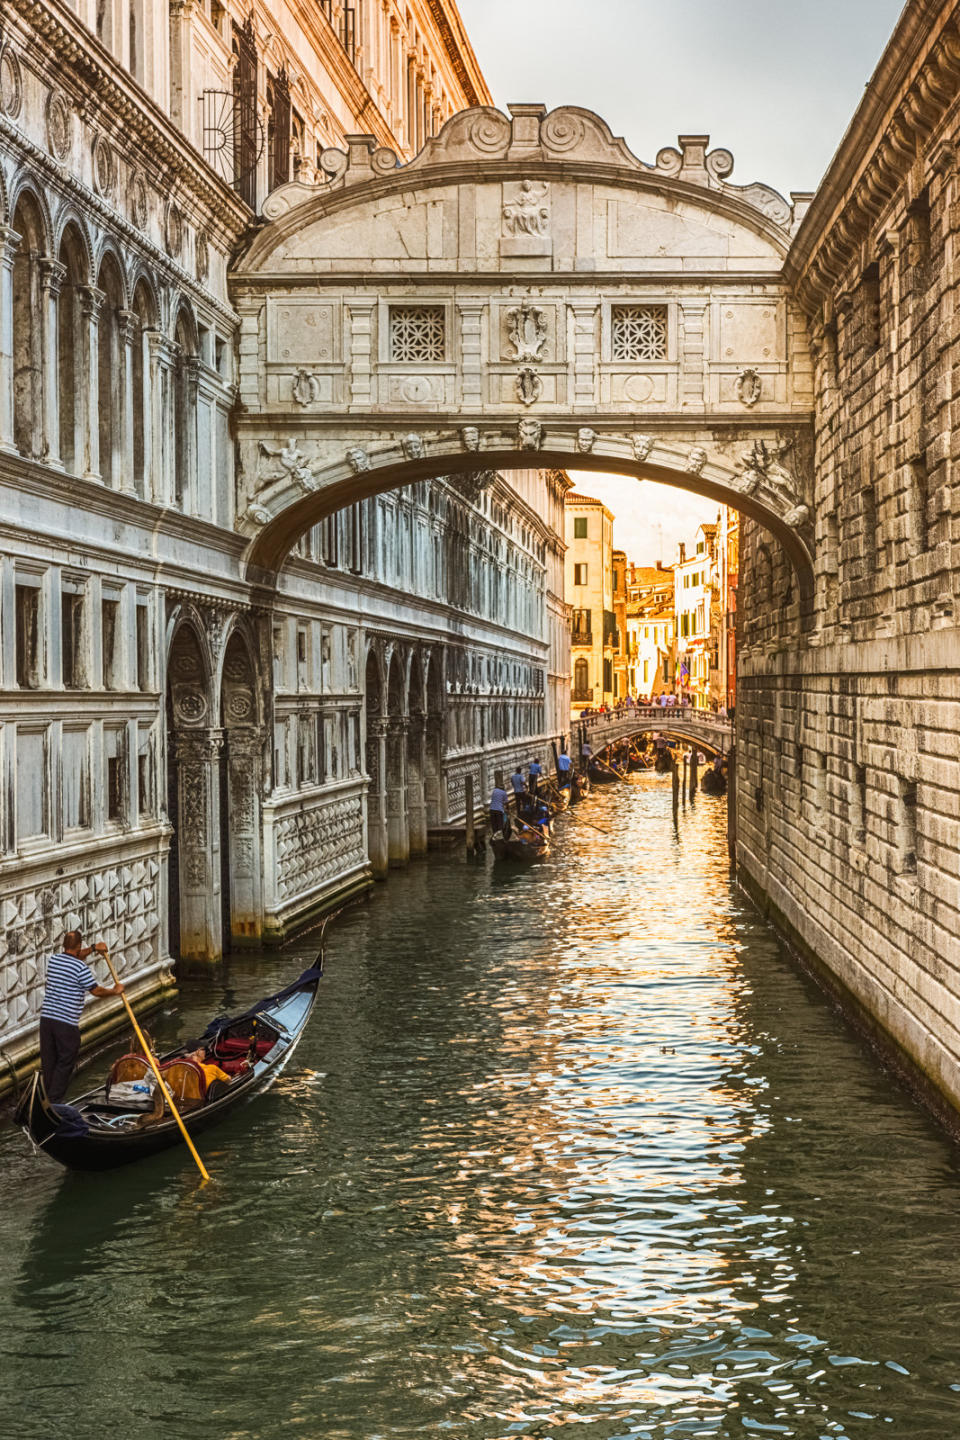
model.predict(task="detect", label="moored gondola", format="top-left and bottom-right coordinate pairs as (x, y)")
top-left (588, 757), bottom-right (622, 785)
top-left (14, 965), bottom-right (322, 1172)
top-left (491, 832), bottom-right (550, 862)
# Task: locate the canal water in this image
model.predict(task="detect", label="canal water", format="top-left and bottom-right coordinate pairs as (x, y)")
top-left (2, 778), bottom-right (960, 1440)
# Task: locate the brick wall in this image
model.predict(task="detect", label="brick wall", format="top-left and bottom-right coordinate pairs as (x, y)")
top-left (737, 3), bottom-right (960, 1121)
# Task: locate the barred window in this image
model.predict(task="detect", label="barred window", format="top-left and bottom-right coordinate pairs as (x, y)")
top-left (389, 305), bottom-right (445, 362)
top-left (611, 305), bottom-right (668, 361)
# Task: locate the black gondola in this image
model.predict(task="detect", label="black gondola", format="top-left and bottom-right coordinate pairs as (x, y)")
top-left (14, 965), bottom-right (322, 1172)
top-left (491, 833), bottom-right (550, 862)
top-left (588, 759), bottom-right (621, 785)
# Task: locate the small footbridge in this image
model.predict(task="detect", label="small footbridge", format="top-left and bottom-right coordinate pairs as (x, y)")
top-left (573, 707), bottom-right (733, 760)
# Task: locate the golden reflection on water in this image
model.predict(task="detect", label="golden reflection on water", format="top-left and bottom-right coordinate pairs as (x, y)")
top-left (3, 776), bottom-right (960, 1439)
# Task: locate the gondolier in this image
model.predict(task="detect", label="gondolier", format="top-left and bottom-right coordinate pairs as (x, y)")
top-left (528, 757), bottom-right (542, 795)
top-left (39, 931), bottom-right (124, 1102)
top-left (557, 747), bottom-right (573, 789)
top-left (489, 776), bottom-right (508, 833)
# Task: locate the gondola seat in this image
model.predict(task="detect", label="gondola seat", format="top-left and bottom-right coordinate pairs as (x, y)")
top-left (105, 1053), bottom-right (151, 1098)
top-left (158, 1058), bottom-right (207, 1106)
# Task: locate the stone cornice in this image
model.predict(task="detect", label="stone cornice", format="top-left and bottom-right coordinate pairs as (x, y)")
top-left (786, 0), bottom-right (960, 310)
top-left (6, 0), bottom-right (250, 245)
top-left (422, 1), bottom-right (493, 108)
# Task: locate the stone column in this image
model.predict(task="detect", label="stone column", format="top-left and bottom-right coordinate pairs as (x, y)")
top-left (423, 715), bottom-right (444, 828)
top-left (38, 258), bottom-right (66, 468)
top-left (456, 300), bottom-right (485, 410)
top-left (0, 226), bottom-right (19, 454)
top-left (78, 284), bottom-right (105, 481)
top-left (173, 727), bottom-right (223, 964)
top-left (117, 308), bottom-right (138, 495)
top-left (224, 725), bottom-right (264, 944)
top-left (569, 303), bottom-right (599, 408)
top-left (386, 718), bottom-right (410, 865)
top-left (407, 713), bottom-right (428, 856)
top-left (347, 300), bottom-right (377, 412)
top-left (365, 717), bottom-right (389, 878)
top-left (182, 353), bottom-right (200, 513)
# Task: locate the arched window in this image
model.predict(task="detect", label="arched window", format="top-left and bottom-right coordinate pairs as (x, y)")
top-left (574, 657), bottom-right (589, 697)
top-left (11, 192), bottom-right (46, 458)
top-left (130, 279), bottom-right (153, 497)
top-left (96, 253), bottom-right (124, 487)
top-left (57, 224), bottom-right (86, 474)
top-left (172, 305), bottom-right (197, 510)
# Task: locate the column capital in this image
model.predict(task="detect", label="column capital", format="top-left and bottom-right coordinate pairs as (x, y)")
top-left (174, 727), bottom-right (224, 763)
top-left (147, 329), bottom-right (178, 367)
top-left (38, 258), bottom-right (67, 297)
top-left (117, 307), bottom-right (139, 346)
top-left (0, 225), bottom-right (22, 266)
top-left (78, 284), bottom-right (107, 319)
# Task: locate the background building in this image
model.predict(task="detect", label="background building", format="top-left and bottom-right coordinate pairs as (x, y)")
top-left (625, 564), bottom-right (675, 700)
top-left (674, 524), bottom-right (718, 708)
top-left (565, 493), bottom-right (615, 711)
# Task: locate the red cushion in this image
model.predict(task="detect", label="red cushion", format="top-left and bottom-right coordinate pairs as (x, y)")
top-left (215, 1036), bottom-right (274, 1058)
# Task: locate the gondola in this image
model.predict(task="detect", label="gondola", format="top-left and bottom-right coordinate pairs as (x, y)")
top-left (490, 823), bottom-right (550, 863)
top-left (588, 759), bottom-right (621, 785)
top-left (701, 766), bottom-right (727, 796)
top-left (14, 964), bottom-right (322, 1172)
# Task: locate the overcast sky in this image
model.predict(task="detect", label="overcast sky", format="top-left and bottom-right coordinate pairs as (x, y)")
top-left (457, 0), bottom-right (906, 563)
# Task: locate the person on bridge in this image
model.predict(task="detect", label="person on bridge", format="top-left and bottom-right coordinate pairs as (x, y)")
top-left (581, 739), bottom-right (593, 771)
top-left (528, 757), bottom-right (542, 795)
top-left (489, 777), bottom-right (507, 834)
top-left (557, 747), bottom-right (573, 789)
top-left (39, 931), bottom-right (125, 1103)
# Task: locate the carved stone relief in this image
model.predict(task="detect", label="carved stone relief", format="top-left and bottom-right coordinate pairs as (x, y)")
top-left (93, 134), bottom-right (116, 198)
top-left (516, 367), bottom-right (542, 406)
top-left (736, 367), bottom-right (763, 408)
top-left (576, 427), bottom-right (597, 454)
top-left (46, 90), bottom-right (71, 160)
top-left (518, 418), bottom-right (543, 450)
top-left (506, 299), bottom-right (547, 362)
top-left (632, 434), bottom-right (655, 462)
top-left (0, 43), bottom-right (23, 119)
top-left (292, 369), bottom-right (320, 407)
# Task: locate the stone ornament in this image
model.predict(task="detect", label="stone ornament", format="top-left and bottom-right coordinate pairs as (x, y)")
top-left (576, 427), bottom-right (597, 454)
top-left (402, 434), bottom-right (424, 461)
top-left (783, 503), bottom-right (810, 527)
top-left (736, 367), bottom-right (762, 408)
top-left (257, 438), bottom-right (319, 490)
top-left (128, 172), bottom-right (148, 231)
top-left (506, 299), bottom-right (547, 362)
top-left (245, 502), bottom-right (273, 526)
top-left (0, 42), bottom-right (23, 119)
top-left (461, 426), bottom-right (481, 452)
top-left (398, 376), bottom-right (434, 405)
top-left (516, 367), bottom-right (542, 406)
top-left (292, 369), bottom-right (319, 407)
top-left (196, 232), bottom-right (210, 282)
top-left (686, 446), bottom-right (708, 475)
top-left (165, 201), bottom-right (184, 261)
top-left (632, 434), bottom-right (655, 462)
top-left (92, 134), bottom-right (116, 198)
top-left (517, 418), bottom-right (543, 451)
top-left (346, 445), bottom-right (370, 473)
top-left (540, 109), bottom-right (586, 153)
top-left (503, 180), bottom-right (549, 238)
top-left (46, 89), bottom-right (71, 160)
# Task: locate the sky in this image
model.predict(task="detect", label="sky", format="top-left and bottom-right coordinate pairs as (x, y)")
top-left (457, 0), bottom-right (906, 563)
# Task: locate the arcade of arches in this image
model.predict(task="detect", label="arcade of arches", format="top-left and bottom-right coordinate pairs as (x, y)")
top-left (3, 0), bottom-right (960, 1130)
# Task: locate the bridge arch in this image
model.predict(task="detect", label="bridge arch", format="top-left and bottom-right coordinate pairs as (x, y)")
top-left (231, 104), bottom-right (816, 597)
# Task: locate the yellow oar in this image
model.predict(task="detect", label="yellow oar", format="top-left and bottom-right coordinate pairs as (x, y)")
top-left (101, 950), bottom-right (210, 1183)
top-left (592, 754), bottom-right (628, 784)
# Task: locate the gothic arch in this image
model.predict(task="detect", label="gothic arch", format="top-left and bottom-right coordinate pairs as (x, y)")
top-left (53, 207), bottom-right (95, 285)
top-left (165, 609), bottom-right (214, 728)
top-left (94, 236), bottom-right (131, 308)
top-left (8, 173), bottom-right (54, 253)
top-left (128, 266), bottom-right (161, 327)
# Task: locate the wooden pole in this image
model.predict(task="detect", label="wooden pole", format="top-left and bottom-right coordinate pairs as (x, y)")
top-left (681, 753), bottom-right (688, 807)
top-left (672, 754), bottom-right (680, 821)
top-left (727, 743), bottom-right (737, 865)
top-left (100, 950), bottom-right (210, 1183)
top-left (465, 774), bottom-right (475, 854)
top-left (689, 748), bottom-right (699, 800)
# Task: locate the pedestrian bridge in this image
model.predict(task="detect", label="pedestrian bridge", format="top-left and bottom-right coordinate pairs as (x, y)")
top-left (574, 707), bottom-right (733, 759)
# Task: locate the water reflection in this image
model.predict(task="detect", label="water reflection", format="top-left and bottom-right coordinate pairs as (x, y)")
top-left (3, 777), bottom-right (960, 1438)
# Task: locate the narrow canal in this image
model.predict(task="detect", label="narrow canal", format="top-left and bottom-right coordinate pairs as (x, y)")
top-left (2, 777), bottom-right (960, 1439)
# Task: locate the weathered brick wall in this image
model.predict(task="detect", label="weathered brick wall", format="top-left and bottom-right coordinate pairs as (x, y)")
top-left (736, 4), bottom-right (960, 1122)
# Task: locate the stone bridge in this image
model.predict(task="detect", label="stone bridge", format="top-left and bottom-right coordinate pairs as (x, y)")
top-left (230, 104), bottom-right (816, 599)
top-left (574, 707), bottom-right (733, 759)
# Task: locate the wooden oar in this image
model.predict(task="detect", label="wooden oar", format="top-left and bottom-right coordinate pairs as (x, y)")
top-left (100, 950), bottom-right (210, 1183)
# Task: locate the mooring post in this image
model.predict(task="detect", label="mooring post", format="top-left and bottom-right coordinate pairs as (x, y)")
top-left (672, 755), bottom-right (680, 821)
top-left (681, 752), bottom-right (688, 807)
top-left (465, 774), bottom-right (475, 854)
top-left (689, 748), bottom-right (698, 800)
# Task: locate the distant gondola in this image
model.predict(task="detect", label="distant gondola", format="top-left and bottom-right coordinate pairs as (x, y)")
top-left (14, 965), bottom-right (322, 1173)
top-left (588, 759), bottom-right (621, 785)
top-left (490, 818), bottom-right (550, 863)
top-left (701, 766), bottom-right (727, 796)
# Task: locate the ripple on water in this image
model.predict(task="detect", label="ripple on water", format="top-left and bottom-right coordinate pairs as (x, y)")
top-left (3, 779), bottom-right (960, 1439)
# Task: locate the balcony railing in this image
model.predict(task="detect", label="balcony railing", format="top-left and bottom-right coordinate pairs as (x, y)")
top-left (571, 631), bottom-right (593, 646)
top-left (572, 688), bottom-right (594, 702)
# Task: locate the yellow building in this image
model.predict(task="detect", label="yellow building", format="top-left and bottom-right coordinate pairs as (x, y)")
top-left (565, 493), bottom-right (616, 712)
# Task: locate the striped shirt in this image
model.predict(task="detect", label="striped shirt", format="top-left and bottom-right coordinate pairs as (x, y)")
top-left (40, 952), bottom-right (98, 1027)
top-left (489, 787), bottom-right (507, 813)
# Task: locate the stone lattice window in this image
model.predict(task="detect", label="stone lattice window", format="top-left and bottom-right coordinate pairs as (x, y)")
top-left (611, 305), bottom-right (668, 361)
top-left (389, 305), bottom-right (445, 362)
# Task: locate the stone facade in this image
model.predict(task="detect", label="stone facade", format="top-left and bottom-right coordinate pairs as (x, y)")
top-left (0, 0), bottom-right (568, 1077)
top-left (736, 1), bottom-right (960, 1124)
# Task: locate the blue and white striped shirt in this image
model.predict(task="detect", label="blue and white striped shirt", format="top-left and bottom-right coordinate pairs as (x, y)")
top-left (40, 952), bottom-right (98, 1027)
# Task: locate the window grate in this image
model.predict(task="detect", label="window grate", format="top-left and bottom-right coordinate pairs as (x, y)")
top-left (389, 305), bottom-right (445, 362)
top-left (611, 305), bottom-right (668, 361)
